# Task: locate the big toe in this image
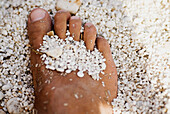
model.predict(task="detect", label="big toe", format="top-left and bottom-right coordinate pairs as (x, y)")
top-left (28, 8), bottom-right (52, 49)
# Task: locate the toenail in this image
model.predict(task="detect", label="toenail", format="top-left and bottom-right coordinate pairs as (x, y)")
top-left (30, 8), bottom-right (46, 22)
top-left (71, 16), bottom-right (80, 20)
top-left (85, 22), bottom-right (93, 27)
top-left (97, 36), bottom-right (103, 39)
top-left (58, 10), bottom-right (67, 13)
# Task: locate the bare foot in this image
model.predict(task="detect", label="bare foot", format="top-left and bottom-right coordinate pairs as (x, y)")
top-left (28, 8), bottom-right (117, 114)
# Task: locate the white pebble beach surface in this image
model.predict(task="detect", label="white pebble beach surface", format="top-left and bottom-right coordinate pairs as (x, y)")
top-left (0, 0), bottom-right (169, 113)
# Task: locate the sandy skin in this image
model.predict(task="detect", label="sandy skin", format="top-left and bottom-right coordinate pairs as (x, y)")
top-left (28, 8), bottom-right (117, 114)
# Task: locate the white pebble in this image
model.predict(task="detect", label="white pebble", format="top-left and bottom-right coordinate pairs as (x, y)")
top-left (77, 71), bottom-right (84, 77)
top-left (2, 84), bottom-right (11, 90)
top-left (2, 63), bottom-right (8, 68)
top-left (66, 69), bottom-right (72, 73)
top-left (1, 30), bottom-right (8, 35)
top-left (64, 103), bottom-right (68, 106)
top-left (46, 47), bottom-right (63, 58)
top-left (0, 91), bottom-right (4, 100)
top-left (7, 97), bottom-right (21, 114)
top-left (56, 0), bottom-right (81, 14)
top-left (106, 21), bottom-right (116, 28)
top-left (0, 81), bottom-right (2, 87)
top-left (57, 68), bottom-right (65, 72)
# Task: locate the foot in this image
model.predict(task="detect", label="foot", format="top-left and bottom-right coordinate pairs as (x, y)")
top-left (28, 8), bottom-right (117, 114)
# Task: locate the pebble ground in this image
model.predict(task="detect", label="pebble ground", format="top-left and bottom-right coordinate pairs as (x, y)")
top-left (0, 0), bottom-right (169, 113)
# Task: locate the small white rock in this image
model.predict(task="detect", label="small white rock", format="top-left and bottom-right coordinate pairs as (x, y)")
top-left (15, 71), bottom-right (20, 75)
top-left (0, 81), bottom-right (2, 87)
top-left (0, 91), bottom-right (4, 100)
top-left (101, 71), bottom-right (105, 75)
top-left (66, 69), bottom-right (72, 73)
top-left (68, 37), bottom-right (73, 41)
top-left (2, 63), bottom-right (8, 68)
top-left (57, 68), bottom-right (65, 72)
top-left (106, 21), bottom-right (116, 28)
top-left (2, 84), bottom-right (11, 90)
top-left (102, 81), bottom-right (105, 87)
top-left (64, 103), bottom-right (68, 106)
top-left (7, 97), bottom-right (21, 114)
top-left (101, 63), bottom-right (106, 69)
top-left (56, 0), bottom-right (81, 14)
top-left (46, 47), bottom-right (63, 58)
top-left (77, 71), bottom-right (84, 77)
top-left (1, 29), bottom-right (8, 35)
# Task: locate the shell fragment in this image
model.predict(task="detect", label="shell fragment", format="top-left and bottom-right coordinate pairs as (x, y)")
top-left (56, 0), bottom-right (81, 14)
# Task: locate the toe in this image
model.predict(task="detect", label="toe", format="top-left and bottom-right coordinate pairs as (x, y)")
top-left (84, 22), bottom-right (96, 51)
top-left (28, 8), bottom-right (52, 49)
top-left (54, 10), bottom-right (71, 40)
top-left (28, 8), bottom-right (52, 91)
top-left (97, 36), bottom-right (118, 100)
top-left (96, 36), bottom-right (116, 74)
top-left (69, 16), bottom-right (82, 41)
